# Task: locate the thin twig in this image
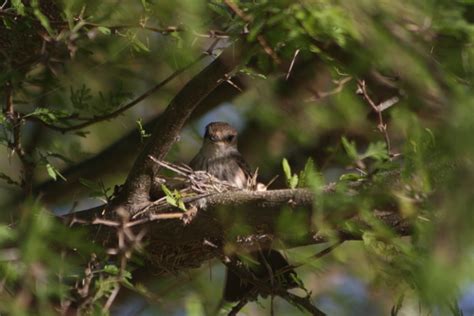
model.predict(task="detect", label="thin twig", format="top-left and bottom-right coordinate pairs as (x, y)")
top-left (228, 299), bottom-right (248, 316)
top-left (311, 240), bottom-right (344, 260)
top-left (222, 255), bottom-right (326, 316)
top-left (4, 81), bottom-right (13, 114)
top-left (306, 76), bottom-right (352, 101)
top-left (250, 240), bottom-right (345, 292)
top-left (286, 49), bottom-right (300, 80)
top-left (278, 291), bottom-right (326, 316)
top-left (49, 19), bottom-right (231, 39)
top-left (28, 56), bottom-right (207, 133)
top-left (356, 79), bottom-right (399, 158)
top-left (223, 0), bottom-right (281, 64)
top-left (4, 81), bottom-right (34, 195)
top-left (102, 284), bottom-right (120, 312)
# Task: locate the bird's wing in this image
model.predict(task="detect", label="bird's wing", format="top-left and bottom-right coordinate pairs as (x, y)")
top-left (231, 152), bottom-right (253, 179)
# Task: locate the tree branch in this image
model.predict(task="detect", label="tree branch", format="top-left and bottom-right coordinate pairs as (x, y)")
top-left (116, 50), bottom-right (240, 210)
top-left (69, 186), bottom-right (411, 275)
top-left (27, 55), bottom-right (207, 133)
top-left (31, 78), bottom-right (245, 205)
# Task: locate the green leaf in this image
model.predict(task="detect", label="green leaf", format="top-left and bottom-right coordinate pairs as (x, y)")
top-left (282, 158), bottom-right (300, 188)
top-left (299, 157), bottom-right (316, 187)
top-left (339, 173), bottom-right (364, 181)
top-left (177, 199), bottom-right (186, 212)
top-left (32, 0), bottom-right (54, 35)
top-left (161, 185), bottom-right (187, 211)
top-left (341, 136), bottom-right (358, 160)
top-left (131, 37), bottom-right (150, 53)
top-left (0, 224), bottom-right (15, 244)
top-left (161, 184), bottom-right (173, 197)
top-left (11, 0), bottom-right (26, 15)
top-left (46, 163), bottom-right (66, 181)
top-left (103, 264), bottom-right (120, 275)
top-left (25, 108), bottom-right (72, 124)
top-left (97, 26), bottom-right (111, 35)
top-left (165, 195), bottom-right (178, 207)
top-left (290, 273), bottom-right (307, 292)
top-left (289, 174), bottom-right (299, 189)
top-left (248, 19), bottom-right (265, 42)
top-left (282, 158), bottom-right (292, 181)
top-left (136, 119), bottom-right (151, 142)
top-left (46, 163), bottom-right (56, 181)
top-left (95, 83), bottom-right (133, 114)
top-left (239, 67), bottom-right (267, 79)
top-left (79, 178), bottom-right (111, 200)
top-left (70, 84), bottom-right (93, 110)
top-left (362, 142), bottom-right (388, 161)
top-left (161, 184), bottom-right (178, 207)
top-left (208, 2), bottom-right (233, 19)
top-left (174, 190), bottom-right (187, 211)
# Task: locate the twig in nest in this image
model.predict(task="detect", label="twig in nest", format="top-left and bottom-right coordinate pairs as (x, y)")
top-left (132, 156), bottom-right (256, 221)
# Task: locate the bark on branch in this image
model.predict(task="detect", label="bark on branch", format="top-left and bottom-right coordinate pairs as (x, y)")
top-left (116, 51), bottom-right (240, 211)
top-left (70, 186), bottom-right (411, 275)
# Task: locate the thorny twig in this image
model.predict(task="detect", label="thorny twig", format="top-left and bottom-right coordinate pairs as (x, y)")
top-left (131, 156), bottom-right (255, 219)
top-left (3, 81), bottom-right (34, 195)
top-left (27, 56), bottom-right (206, 133)
top-left (26, 36), bottom-right (222, 133)
top-left (356, 79), bottom-right (400, 158)
top-left (67, 156), bottom-right (249, 229)
top-left (76, 254), bottom-right (97, 308)
top-left (278, 291), bottom-right (326, 316)
top-left (74, 209), bottom-right (147, 313)
top-left (222, 241), bottom-right (343, 315)
top-left (306, 76), bottom-right (352, 101)
top-left (268, 240), bottom-right (345, 282)
top-left (45, 16), bottom-right (231, 38)
top-left (228, 299), bottom-right (248, 316)
top-left (222, 254), bottom-right (326, 316)
top-left (78, 23), bottom-right (230, 39)
top-left (223, 0), bottom-right (281, 64)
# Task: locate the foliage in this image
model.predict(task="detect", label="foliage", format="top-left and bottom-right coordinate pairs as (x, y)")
top-left (0, 0), bottom-right (473, 315)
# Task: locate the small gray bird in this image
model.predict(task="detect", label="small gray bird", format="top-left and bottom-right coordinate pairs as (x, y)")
top-left (190, 121), bottom-right (297, 301)
top-left (190, 121), bottom-right (251, 190)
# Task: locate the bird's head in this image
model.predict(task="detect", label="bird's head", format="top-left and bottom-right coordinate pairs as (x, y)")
top-left (201, 121), bottom-right (239, 154)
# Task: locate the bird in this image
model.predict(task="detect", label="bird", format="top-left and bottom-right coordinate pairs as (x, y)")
top-left (189, 121), bottom-right (297, 301)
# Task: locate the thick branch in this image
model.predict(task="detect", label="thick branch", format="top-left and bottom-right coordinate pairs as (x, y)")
top-left (33, 78), bottom-right (244, 204)
top-left (70, 187), bottom-right (411, 275)
top-left (118, 51), bottom-right (240, 210)
top-left (32, 55), bottom-right (327, 205)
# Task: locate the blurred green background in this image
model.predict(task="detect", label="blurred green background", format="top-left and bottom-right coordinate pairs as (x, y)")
top-left (1, 0), bottom-right (473, 315)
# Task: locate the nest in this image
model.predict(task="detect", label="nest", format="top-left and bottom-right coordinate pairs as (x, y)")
top-left (145, 242), bottom-right (218, 275)
top-left (132, 157), bottom-right (263, 273)
top-left (132, 156), bottom-right (263, 218)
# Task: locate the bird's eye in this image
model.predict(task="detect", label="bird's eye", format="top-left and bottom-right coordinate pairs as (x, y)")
top-left (209, 135), bottom-right (218, 142)
top-left (226, 135), bottom-right (235, 142)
